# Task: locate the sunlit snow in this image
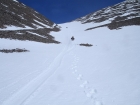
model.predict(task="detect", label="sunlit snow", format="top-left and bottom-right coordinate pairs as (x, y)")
top-left (0, 25), bottom-right (33, 30)
top-left (0, 21), bottom-right (140, 105)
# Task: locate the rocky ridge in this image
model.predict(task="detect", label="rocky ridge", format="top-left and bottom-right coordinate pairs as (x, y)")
top-left (0, 0), bottom-right (60, 43)
top-left (74, 0), bottom-right (140, 30)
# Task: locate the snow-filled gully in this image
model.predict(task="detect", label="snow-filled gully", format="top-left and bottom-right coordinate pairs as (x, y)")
top-left (1, 36), bottom-right (103, 105)
top-left (2, 40), bottom-right (75, 105)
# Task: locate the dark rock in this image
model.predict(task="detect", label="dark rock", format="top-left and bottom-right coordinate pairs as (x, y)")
top-left (0, 0), bottom-right (60, 44)
top-left (0, 48), bottom-right (29, 53)
top-left (79, 43), bottom-right (93, 47)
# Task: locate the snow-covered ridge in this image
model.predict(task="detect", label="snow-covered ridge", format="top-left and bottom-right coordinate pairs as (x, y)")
top-left (74, 0), bottom-right (140, 24)
top-left (0, 0), bottom-right (58, 30)
top-left (125, 0), bottom-right (140, 3)
top-left (13, 0), bottom-right (18, 3)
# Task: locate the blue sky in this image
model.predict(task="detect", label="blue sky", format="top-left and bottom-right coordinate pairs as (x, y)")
top-left (18, 0), bottom-right (124, 23)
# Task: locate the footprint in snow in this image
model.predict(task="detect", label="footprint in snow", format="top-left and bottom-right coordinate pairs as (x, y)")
top-left (85, 89), bottom-right (97, 98)
top-left (71, 65), bottom-right (77, 70)
top-left (80, 80), bottom-right (89, 88)
top-left (72, 69), bottom-right (77, 74)
top-left (77, 74), bottom-right (83, 80)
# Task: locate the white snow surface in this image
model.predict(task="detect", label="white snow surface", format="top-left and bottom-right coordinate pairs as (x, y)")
top-left (1, 3), bottom-right (8, 7)
top-left (0, 25), bottom-right (33, 30)
top-left (13, 0), bottom-right (18, 3)
top-left (34, 19), bottom-right (51, 28)
top-left (32, 23), bottom-right (44, 28)
top-left (27, 31), bottom-right (47, 38)
top-left (0, 21), bottom-right (140, 105)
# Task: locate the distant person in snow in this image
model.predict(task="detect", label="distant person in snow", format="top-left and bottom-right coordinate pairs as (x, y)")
top-left (71, 36), bottom-right (74, 41)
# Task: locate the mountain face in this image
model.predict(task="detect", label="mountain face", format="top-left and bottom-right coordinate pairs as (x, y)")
top-left (0, 0), bottom-right (139, 43)
top-left (74, 0), bottom-right (140, 30)
top-left (0, 0), bottom-right (140, 105)
top-left (0, 0), bottom-right (60, 43)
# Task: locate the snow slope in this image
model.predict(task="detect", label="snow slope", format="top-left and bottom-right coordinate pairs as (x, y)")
top-left (0, 21), bottom-right (140, 105)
